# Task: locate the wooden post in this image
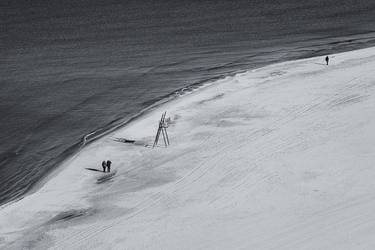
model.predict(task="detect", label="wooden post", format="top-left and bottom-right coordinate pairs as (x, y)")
top-left (153, 112), bottom-right (169, 148)
top-left (161, 127), bottom-right (167, 146)
top-left (164, 127), bottom-right (170, 145)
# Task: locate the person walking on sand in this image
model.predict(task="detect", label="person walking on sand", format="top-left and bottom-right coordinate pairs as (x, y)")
top-left (106, 160), bottom-right (112, 172)
top-left (325, 56), bottom-right (329, 65)
top-left (102, 160), bottom-right (106, 172)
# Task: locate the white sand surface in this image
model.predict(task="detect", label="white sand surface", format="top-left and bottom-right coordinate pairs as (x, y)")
top-left (1, 47), bottom-right (375, 249)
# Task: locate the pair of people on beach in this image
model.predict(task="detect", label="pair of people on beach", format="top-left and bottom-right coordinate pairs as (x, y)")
top-left (102, 160), bottom-right (112, 172)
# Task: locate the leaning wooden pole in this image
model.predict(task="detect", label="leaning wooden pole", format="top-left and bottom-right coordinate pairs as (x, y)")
top-left (153, 112), bottom-right (165, 148)
top-left (153, 128), bottom-right (160, 148)
top-left (164, 127), bottom-right (170, 145)
top-left (161, 127), bottom-right (168, 147)
top-left (153, 114), bottom-right (163, 148)
top-left (153, 112), bottom-right (170, 148)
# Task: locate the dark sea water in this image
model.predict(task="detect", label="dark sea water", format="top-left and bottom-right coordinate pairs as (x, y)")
top-left (1, 0), bottom-right (375, 205)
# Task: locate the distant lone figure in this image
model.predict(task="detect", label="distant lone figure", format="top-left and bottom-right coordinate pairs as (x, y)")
top-left (106, 160), bottom-right (112, 172)
top-left (325, 56), bottom-right (329, 65)
top-left (102, 160), bottom-right (106, 172)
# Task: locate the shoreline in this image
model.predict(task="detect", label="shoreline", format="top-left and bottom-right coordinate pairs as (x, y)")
top-left (3, 34), bottom-right (375, 207)
top-left (2, 45), bottom-right (375, 249)
top-left (1, 45), bottom-right (373, 209)
top-left (4, 71), bottom-right (221, 210)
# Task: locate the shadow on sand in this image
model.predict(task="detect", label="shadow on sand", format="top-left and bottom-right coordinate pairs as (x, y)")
top-left (113, 138), bottom-right (135, 144)
top-left (313, 62), bottom-right (327, 66)
top-left (85, 168), bottom-right (103, 172)
top-left (84, 168), bottom-right (116, 183)
top-left (114, 137), bottom-right (149, 147)
top-left (97, 170), bottom-right (117, 184)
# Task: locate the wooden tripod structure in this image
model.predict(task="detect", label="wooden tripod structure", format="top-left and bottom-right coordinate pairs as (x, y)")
top-left (153, 112), bottom-right (170, 148)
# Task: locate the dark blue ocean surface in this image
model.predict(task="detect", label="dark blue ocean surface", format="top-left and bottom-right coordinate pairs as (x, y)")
top-left (1, 0), bottom-right (375, 205)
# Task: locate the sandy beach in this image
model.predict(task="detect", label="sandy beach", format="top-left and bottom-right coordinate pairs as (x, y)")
top-left (1, 47), bottom-right (375, 249)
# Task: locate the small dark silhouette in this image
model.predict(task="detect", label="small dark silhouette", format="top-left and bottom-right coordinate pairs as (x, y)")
top-left (102, 160), bottom-right (106, 172)
top-left (325, 56), bottom-right (329, 65)
top-left (106, 160), bottom-right (112, 172)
